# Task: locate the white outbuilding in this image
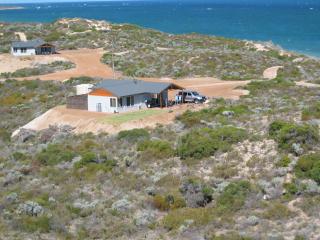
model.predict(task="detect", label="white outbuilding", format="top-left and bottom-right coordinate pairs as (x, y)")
top-left (11, 39), bottom-right (56, 56)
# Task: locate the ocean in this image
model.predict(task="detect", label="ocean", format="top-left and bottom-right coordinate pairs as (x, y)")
top-left (0, 1), bottom-right (320, 57)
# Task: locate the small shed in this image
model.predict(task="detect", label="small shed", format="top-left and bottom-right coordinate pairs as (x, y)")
top-left (11, 39), bottom-right (56, 56)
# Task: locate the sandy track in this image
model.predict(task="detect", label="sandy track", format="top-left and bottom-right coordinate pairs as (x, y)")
top-left (296, 81), bottom-right (320, 88)
top-left (143, 77), bottom-right (249, 99)
top-left (15, 104), bottom-right (205, 135)
top-left (23, 48), bottom-right (118, 81)
top-left (263, 66), bottom-right (283, 79)
top-left (15, 32), bottom-right (27, 41)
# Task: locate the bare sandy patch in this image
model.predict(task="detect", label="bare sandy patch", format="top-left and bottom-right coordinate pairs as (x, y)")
top-left (143, 77), bottom-right (249, 99)
top-left (263, 66), bottom-right (283, 79)
top-left (14, 32), bottom-right (27, 41)
top-left (0, 54), bottom-right (68, 74)
top-left (14, 104), bottom-right (206, 135)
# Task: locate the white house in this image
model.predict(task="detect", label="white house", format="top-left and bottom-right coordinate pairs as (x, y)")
top-left (11, 39), bottom-right (56, 56)
top-left (67, 79), bottom-right (183, 113)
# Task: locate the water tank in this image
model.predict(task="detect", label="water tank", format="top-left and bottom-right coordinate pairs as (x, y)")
top-left (76, 84), bottom-right (93, 95)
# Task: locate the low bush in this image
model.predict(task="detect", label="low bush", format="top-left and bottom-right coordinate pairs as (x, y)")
top-left (209, 232), bottom-right (253, 240)
top-left (177, 126), bottom-right (247, 159)
top-left (74, 152), bottom-right (96, 168)
top-left (137, 140), bottom-right (174, 159)
top-left (245, 78), bottom-right (295, 95)
top-left (18, 216), bottom-right (50, 233)
top-left (153, 194), bottom-right (186, 211)
top-left (283, 182), bottom-right (298, 196)
top-left (295, 153), bottom-right (320, 183)
top-left (176, 104), bottom-right (249, 127)
top-left (117, 128), bottom-right (150, 142)
top-left (163, 207), bottom-right (213, 230)
top-left (276, 155), bottom-right (291, 167)
top-left (269, 120), bottom-right (319, 153)
top-left (36, 144), bottom-right (75, 166)
top-left (301, 102), bottom-right (320, 121)
top-left (215, 180), bottom-right (251, 214)
top-left (262, 201), bottom-right (293, 220)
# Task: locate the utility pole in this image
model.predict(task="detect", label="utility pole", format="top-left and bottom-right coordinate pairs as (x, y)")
top-left (110, 31), bottom-right (116, 80)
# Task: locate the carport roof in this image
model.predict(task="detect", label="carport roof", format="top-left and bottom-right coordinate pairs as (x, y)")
top-left (95, 79), bottom-right (184, 97)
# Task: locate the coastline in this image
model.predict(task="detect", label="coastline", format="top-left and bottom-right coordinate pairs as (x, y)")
top-left (0, 6), bottom-right (24, 11)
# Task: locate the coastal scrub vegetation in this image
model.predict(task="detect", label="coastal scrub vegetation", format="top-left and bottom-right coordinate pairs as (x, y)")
top-left (1, 18), bottom-right (320, 240)
top-left (2, 18), bottom-right (320, 81)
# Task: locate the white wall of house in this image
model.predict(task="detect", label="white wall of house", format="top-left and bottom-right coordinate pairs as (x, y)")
top-left (88, 95), bottom-right (118, 113)
top-left (87, 91), bottom-right (169, 113)
top-left (11, 47), bottom-right (36, 56)
top-left (117, 93), bottom-right (152, 112)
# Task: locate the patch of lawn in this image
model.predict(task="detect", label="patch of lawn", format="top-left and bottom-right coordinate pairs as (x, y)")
top-left (101, 109), bottom-right (165, 125)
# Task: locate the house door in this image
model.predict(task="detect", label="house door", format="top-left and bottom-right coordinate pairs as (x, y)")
top-left (96, 103), bottom-right (102, 112)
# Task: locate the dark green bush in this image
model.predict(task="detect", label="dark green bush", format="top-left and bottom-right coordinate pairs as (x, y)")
top-left (295, 153), bottom-right (320, 183)
top-left (276, 155), bottom-right (291, 167)
top-left (283, 182), bottom-right (298, 196)
top-left (216, 180), bottom-right (251, 214)
top-left (137, 140), bottom-right (174, 159)
top-left (117, 128), bottom-right (150, 141)
top-left (177, 126), bottom-right (247, 159)
top-left (153, 194), bottom-right (186, 211)
top-left (269, 120), bottom-right (319, 153)
top-left (36, 144), bottom-right (75, 165)
top-left (176, 105), bottom-right (249, 127)
top-left (74, 152), bottom-right (96, 169)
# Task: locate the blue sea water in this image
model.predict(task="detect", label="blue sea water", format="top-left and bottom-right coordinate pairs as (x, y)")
top-left (0, 1), bottom-right (320, 57)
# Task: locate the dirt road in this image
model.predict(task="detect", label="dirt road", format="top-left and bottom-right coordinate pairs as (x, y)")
top-left (24, 48), bottom-right (119, 81)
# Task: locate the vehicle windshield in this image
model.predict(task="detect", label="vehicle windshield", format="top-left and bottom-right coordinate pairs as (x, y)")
top-left (192, 91), bottom-right (199, 96)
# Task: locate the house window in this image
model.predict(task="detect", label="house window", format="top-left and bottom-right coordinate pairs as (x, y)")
top-left (110, 98), bottom-right (116, 107)
top-left (126, 96), bottom-right (134, 106)
top-left (21, 48), bottom-right (27, 53)
top-left (13, 48), bottom-right (18, 53)
top-left (118, 98), bottom-right (123, 107)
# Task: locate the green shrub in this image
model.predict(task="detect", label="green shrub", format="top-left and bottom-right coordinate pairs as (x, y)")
top-left (269, 121), bottom-right (319, 153)
top-left (276, 155), bottom-right (291, 167)
top-left (262, 201), bottom-right (293, 220)
top-left (153, 194), bottom-right (186, 211)
top-left (177, 126), bottom-right (247, 159)
top-left (117, 128), bottom-right (150, 141)
top-left (302, 102), bottom-right (320, 121)
top-left (210, 233), bottom-right (253, 240)
top-left (0, 128), bottom-right (10, 142)
top-left (216, 180), bottom-right (251, 214)
top-left (19, 216), bottom-right (50, 233)
top-left (245, 78), bottom-right (295, 95)
top-left (12, 152), bottom-right (28, 161)
top-left (74, 152), bottom-right (96, 169)
top-left (137, 140), bottom-right (174, 159)
top-left (283, 182), bottom-right (298, 196)
top-left (176, 105), bottom-right (249, 127)
top-left (45, 31), bottom-right (63, 42)
top-left (295, 153), bottom-right (320, 183)
top-left (36, 144), bottom-right (75, 166)
top-left (163, 207), bottom-right (213, 230)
